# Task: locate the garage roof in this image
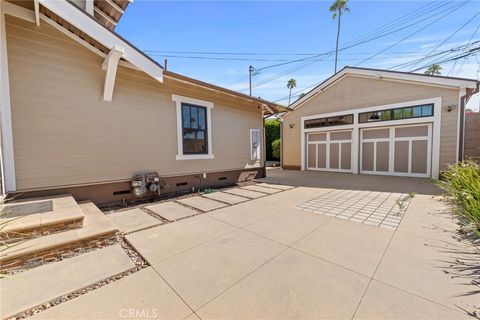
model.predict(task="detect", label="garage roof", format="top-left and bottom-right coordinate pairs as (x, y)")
top-left (290, 67), bottom-right (479, 110)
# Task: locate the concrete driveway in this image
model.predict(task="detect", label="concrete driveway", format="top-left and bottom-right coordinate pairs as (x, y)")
top-left (35, 169), bottom-right (479, 320)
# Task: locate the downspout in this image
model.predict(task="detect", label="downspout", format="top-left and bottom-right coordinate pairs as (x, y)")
top-left (458, 82), bottom-right (480, 161)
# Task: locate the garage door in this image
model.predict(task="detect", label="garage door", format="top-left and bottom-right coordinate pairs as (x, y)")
top-left (306, 130), bottom-right (352, 172)
top-left (360, 124), bottom-right (432, 177)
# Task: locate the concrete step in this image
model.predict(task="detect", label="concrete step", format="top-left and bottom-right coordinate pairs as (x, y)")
top-left (0, 201), bottom-right (118, 272)
top-left (1, 194), bottom-right (85, 241)
top-left (0, 244), bottom-right (135, 319)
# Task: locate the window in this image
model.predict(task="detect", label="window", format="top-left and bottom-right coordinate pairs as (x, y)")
top-left (305, 114), bottom-right (353, 129)
top-left (359, 104), bottom-right (434, 123)
top-left (250, 129), bottom-right (260, 160)
top-left (182, 104), bottom-right (207, 154)
top-left (172, 94), bottom-right (214, 160)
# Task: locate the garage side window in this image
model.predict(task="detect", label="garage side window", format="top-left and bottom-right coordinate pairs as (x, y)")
top-left (250, 129), bottom-right (261, 160)
top-left (304, 114), bottom-right (353, 129)
top-left (359, 104), bottom-right (433, 123)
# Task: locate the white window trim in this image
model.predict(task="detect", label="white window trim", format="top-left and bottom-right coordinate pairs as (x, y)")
top-left (172, 94), bottom-right (214, 160)
top-left (250, 129), bottom-right (261, 160)
top-left (300, 97), bottom-right (442, 178)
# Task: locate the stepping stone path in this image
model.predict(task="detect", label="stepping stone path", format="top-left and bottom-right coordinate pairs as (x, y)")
top-left (145, 202), bottom-right (198, 221)
top-left (223, 188), bottom-right (266, 199)
top-left (107, 208), bottom-right (162, 233)
top-left (30, 268), bottom-right (193, 320)
top-left (241, 185), bottom-right (281, 194)
top-left (176, 196), bottom-right (227, 212)
top-left (202, 192), bottom-right (249, 204)
top-left (0, 245), bottom-right (135, 319)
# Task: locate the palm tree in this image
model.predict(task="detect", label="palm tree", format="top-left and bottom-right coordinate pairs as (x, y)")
top-left (424, 64), bottom-right (442, 76)
top-left (287, 78), bottom-right (297, 106)
top-left (330, 0), bottom-right (350, 73)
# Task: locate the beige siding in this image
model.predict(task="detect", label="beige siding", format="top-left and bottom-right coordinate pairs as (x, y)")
top-left (283, 75), bottom-right (459, 171)
top-left (6, 16), bottom-right (263, 191)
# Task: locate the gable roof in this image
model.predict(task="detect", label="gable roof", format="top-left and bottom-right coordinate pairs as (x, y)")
top-left (289, 66), bottom-right (479, 110)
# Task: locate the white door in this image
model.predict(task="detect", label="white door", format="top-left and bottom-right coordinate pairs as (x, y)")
top-left (360, 124), bottom-right (432, 177)
top-left (306, 130), bottom-right (352, 172)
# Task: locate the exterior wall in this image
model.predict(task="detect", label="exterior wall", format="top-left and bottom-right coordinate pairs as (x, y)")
top-left (6, 16), bottom-right (264, 192)
top-left (282, 75), bottom-right (460, 171)
top-left (12, 167), bottom-right (265, 205)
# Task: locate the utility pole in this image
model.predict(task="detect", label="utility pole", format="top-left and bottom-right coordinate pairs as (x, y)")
top-left (249, 65), bottom-right (254, 96)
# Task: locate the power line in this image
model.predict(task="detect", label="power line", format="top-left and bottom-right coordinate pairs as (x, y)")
top-left (448, 24), bottom-right (480, 75)
top-left (255, 1), bottom-right (460, 72)
top-left (407, 10), bottom-right (480, 71)
top-left (245, 1), bottom-right (468, 92)
top-left (354, 1), bottom-right (470, 67)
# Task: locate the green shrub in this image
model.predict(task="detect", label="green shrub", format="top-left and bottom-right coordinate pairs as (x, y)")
top-left (272, 139), bottom-right (281, 160)
top-left (265, 119), bottom-right (281, 160)
top-left (438, 161), bottom-right (480, 236)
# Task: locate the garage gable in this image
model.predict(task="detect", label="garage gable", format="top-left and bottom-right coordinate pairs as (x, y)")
top-left (289, 74), bottom-right (459, 118)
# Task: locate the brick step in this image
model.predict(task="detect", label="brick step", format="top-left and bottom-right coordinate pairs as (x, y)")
top-left (0, 201), bottom-right (118, 273)
top-left (1, 195), bottom-right (85, 242)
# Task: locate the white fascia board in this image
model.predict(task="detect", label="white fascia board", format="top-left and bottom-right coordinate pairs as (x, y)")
top-left (38, 0), bottom-right (163, 82)
top-left (345, 68), bottom-right (478, 90)
top-left (290, 67), bottom-right (477, 110)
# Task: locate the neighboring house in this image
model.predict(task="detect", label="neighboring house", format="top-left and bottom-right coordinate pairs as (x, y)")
top-left (282, 67), bottom-right (479, 179)
top-left (0, 0), bottom-right (283, 204)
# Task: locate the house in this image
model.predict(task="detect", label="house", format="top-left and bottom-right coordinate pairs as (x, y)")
top-left (281, 67), bottom-right (479, 178)
top-left (0, 0), bottom-right (284, 204)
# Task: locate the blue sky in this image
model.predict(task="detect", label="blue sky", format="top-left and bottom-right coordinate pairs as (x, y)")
top-left (116, 1), bottom-right (480, 110)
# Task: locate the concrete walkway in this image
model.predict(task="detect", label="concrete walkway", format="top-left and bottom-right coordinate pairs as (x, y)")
top-left (33, 170), bottom-right (479, 319)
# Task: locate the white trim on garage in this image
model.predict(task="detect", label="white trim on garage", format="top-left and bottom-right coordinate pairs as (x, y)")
top-left (306, 130), bottom-right (352, 173)
top-left (359, 124), bottom-right (432, 178)
top-left (300, 97), bottom-right (442, 178)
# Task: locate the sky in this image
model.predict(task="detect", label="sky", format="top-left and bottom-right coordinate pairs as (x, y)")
top-left (116, 0), bottom-right (480, 110)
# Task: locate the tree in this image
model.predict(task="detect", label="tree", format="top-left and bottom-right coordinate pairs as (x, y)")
top-left (265, 119), bottom-right (281, 160)
top-left (287, 78), bottom-right (297, 106)
top-left (329, 0), bottom-right (350, 73)
top-left (272, 139), bottom-right (281, 160)
top-left (424, 64), bottom-right (442, 76)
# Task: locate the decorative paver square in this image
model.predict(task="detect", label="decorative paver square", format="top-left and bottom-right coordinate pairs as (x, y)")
top-left (146, 202), bottom-right (198, 221)
top-left (296, 189), bottom-right (411, 230)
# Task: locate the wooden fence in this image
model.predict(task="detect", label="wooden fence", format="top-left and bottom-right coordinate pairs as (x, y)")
top-left (465, 112), bottom-right (480, 160)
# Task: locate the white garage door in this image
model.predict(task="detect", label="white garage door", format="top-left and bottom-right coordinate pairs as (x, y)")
top-left (360, 124), bottom-right (432, 178)
top-left (306, 130), bottom-right (352, 172)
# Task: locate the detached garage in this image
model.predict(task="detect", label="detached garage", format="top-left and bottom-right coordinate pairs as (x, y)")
top-left (282, 67), bottom-right (479, 179)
